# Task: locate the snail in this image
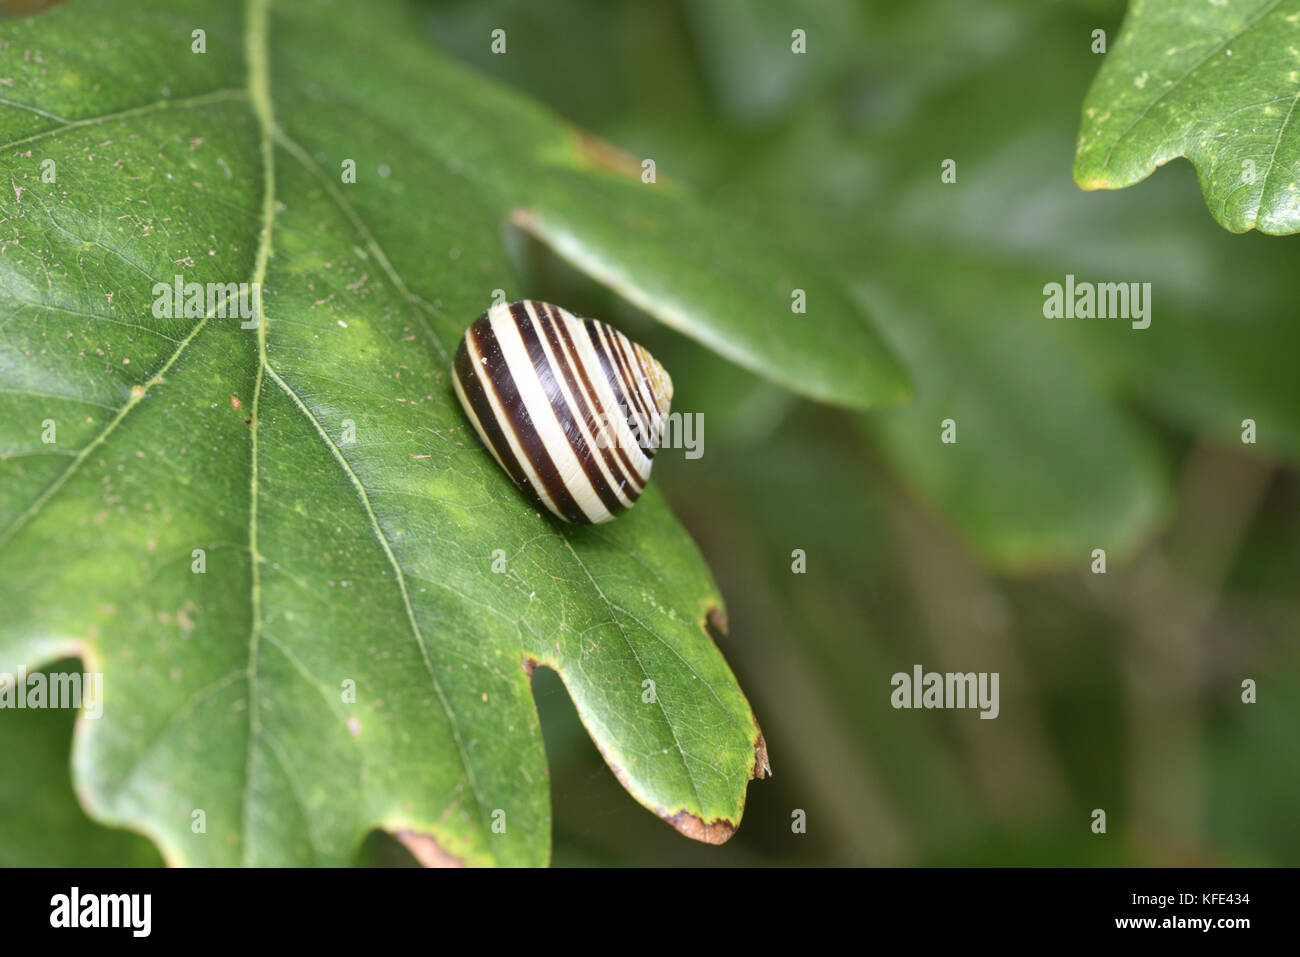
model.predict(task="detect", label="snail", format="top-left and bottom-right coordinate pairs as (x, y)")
top-left (452, 299), bottom-right (673, 524)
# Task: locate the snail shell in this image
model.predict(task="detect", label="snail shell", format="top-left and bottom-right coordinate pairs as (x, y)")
top-left (452, 299), bottom-right (673, 524)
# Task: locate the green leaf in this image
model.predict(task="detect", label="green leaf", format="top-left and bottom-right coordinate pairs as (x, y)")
top-left (0, 0), bottom-right (769, 866)
top-left (855, 252), bottom-right (1168, 572)
top-left (508, 173), bottom-right (909, 410)
top-left (1074, 0), bottom-right (1300, 234)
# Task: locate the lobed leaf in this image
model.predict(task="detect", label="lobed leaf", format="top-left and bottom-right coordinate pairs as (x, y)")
top-left (0, 0), bottom-right (770, 866)
top-left (1074, 0), bottom-right (1300, 234)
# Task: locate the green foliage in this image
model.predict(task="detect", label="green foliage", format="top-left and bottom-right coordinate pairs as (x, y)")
top-left (1075, 0), bottom-right (1300, 234)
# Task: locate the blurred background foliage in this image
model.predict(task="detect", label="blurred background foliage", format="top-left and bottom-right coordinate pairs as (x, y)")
top-left (416, 0), bottom-right (1300, 866)
top-left (5, 0), bottom-right (1296, 866)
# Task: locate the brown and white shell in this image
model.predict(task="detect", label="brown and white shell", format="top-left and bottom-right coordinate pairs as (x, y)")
top-left (452, 300), bottom-right (673, 523)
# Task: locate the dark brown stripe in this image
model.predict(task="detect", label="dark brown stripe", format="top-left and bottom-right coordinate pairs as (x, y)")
top-left (454, 326), bottom-right (537, 505)
top-left (471, 316), bottom-right (591, 523)
top-left (585, 319), bottom-right (657, 459)
top-left (536, 303), bottom-right (644, 496)
top-left (510, 302), bottom-right (627, 517)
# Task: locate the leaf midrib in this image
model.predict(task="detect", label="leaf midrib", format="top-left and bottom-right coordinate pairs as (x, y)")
top-left (240, 0), bottom-right (273, 867)
top-left (238, 0), bottom-right (493, 864)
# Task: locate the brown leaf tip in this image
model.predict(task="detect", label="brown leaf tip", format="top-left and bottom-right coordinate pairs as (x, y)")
top-left (705, 605), bottom-right (729, 642)
top-left (521, 655), bottom-right (539, 677)
top-left (394, 830), bottom-right (466, 868)
top-left (661, 809), bottom-right (737, 845)
top-left (752, 733), bottom-right (772, 780)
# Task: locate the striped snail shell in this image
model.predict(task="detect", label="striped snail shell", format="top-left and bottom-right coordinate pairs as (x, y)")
top-left (452, 299), bottom-right (673, 524)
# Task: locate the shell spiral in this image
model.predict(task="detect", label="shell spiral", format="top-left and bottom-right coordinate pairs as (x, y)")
top-left (452, 300), bottom-right (674, 524)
